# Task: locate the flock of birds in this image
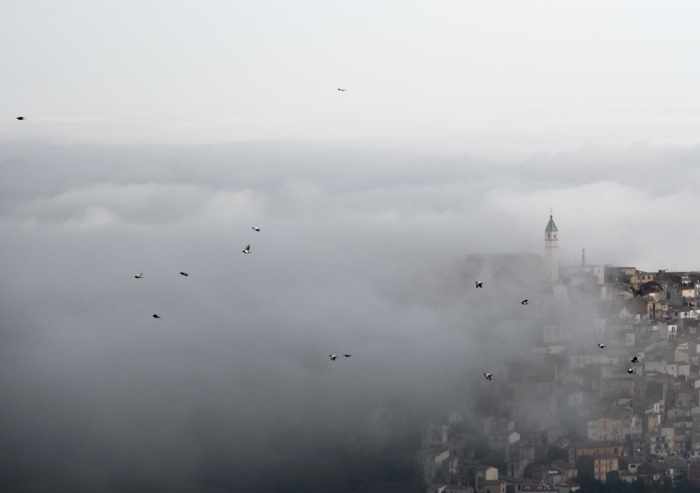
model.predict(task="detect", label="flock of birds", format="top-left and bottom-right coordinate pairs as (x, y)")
top-left (135, 226), bottom-right (260, 318)
top-left (478, 280), bottom-right (640, 382)
top-left (16, 98), bottom-right (359, 362)
top-left (12, 112), bottom-right (637, 374)
top-left (130, 222), bottom-right (355, 360)
top-left (477, 280), bottom-right (530, 381)
top-left (595, 345), bottom-right (639, 374)
top-left (329, 354), bottom-right (352, 361)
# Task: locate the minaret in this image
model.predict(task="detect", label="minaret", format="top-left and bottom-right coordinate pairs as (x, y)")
top-left (545, 214), bottom-right (559, 283)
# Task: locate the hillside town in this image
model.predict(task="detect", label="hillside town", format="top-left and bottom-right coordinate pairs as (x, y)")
top-left (421, 217), bottom-right (700, 493)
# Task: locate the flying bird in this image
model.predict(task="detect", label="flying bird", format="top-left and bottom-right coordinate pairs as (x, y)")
top-left (343, 354), bottom-right (351, 358)
top-left (135, 273), bottom-right (143, 279)
top-left (631, 356), bottom-right (638, 363)
top-left (252, 227), bottom-right (260, 232)
top-left (16, 116), bottom-right (24, 121)
top-left (598, 343), bottom-right (605, 348)
top-left (484, 373), bottom-right (492, 381)
top-left (475, 282), bottom-right (483, 288)
top-left (329, 354), bottom-right (337, 361)
top-left (153, 314), bottom-right (161, 319)
top-left (521, 300), bottom-right (528, 305)
top-left (242, 244), bottom-right (251, 254)
top-left (337, 88), bottom-right (346, 91)
top-left (627, 368), bottom-right (634, 374)
top-left (180, 272), bottom-right (189, 276)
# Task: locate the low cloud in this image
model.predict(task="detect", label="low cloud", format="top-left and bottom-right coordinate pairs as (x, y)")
top-left (0, 141), bottom-right (697, 491)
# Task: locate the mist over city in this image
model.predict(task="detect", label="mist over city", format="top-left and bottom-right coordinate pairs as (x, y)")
top-left (3, 2), bottom-right (700, 492)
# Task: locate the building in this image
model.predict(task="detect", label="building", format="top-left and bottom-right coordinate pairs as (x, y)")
top-left (488, 431), bottom-right (521, 459)
top-left (427, 486), bottom-right (474, 493)
top-left (482, 480), bottom-right (506, 493)
top-left (421, 449), bottom-right (450, 483)
top-left (515, 485), bottom-right (559, 493)
top-left (506, 458), bottom-right (531, 479)
top-left (475, 466), bottom-right (499, 493)
top-left (617, 456), bottom-right (642, 475)
top-left (586, 418), bottom-right (623, 441)
top-left (423, 423), bottom-right (449, 448)
top-left (545, 215), bottom-right (559, 283)
top-left (568, 441), bottom-right (623, 463)
top-left (688, 462), bottom-right (700, 487)
top-left (551, 461), bottom-right (577, 480)
top-left (591, 454), bottom-right (618, 482)
top-left (554, 479), bottom-right (580, 493)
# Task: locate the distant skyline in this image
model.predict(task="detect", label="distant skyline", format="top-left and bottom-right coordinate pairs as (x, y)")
top-left (2, 1), bottom-right (700, 158)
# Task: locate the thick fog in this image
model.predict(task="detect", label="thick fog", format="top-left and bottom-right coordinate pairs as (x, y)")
top-left (0, 142), bottom-right (697, 491)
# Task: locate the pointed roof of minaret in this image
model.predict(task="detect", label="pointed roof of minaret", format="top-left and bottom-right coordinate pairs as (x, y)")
top-left (545, 215), bottom-right (558, 232)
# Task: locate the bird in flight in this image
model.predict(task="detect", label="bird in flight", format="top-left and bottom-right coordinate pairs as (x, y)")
top-left (153, 314), bottom-right (161, 319)
top-left (597, 343), bottom-right (605, 349)
top-left (337, 88), bottom-right (346, 91)
top-left (521, 300), bottom-right (528, 305)
top-left (180, 272), bottom-right (189, 277)
top-left (252, 227), bottom-right (260, 232)
top-left (135, 273), bottom-right (144, 279)
top-left (484, 373), bottom-right (492, 381)
top-left (242, 244), bottom-right (251, 254)
top-left (631, 356), bottom-right (638, 363)
top-left (475, 282), bottom-right (483, 288)
top-left (329, 354), bottom-right (337, 361)
top-left (343, 354), bottom-right (351, 358)
top-left (16, 117), bottom-right (24, 121)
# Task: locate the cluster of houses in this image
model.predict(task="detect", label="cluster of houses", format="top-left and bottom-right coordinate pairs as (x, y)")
top-left (419, 268), bottom-right (700, 493)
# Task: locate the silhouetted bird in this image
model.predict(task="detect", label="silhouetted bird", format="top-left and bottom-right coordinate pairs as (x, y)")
top-left (135, 273), bottom-right (143, 279)
top-left (242, 244), bottom-right (251, 254)
top-left (16, 117), bottom-right (24, 121)
top-left (180, 272), bottom-right (188, 276)
top-left (337, 88), bottom-right (346, 91)
top-left (475, 282), bottom-right (483, 288)
top-left (153, 314), bottom-right (161, 319)
top-left (329, 354), bottom-right (337, 361)
top-left (252, 227), bottom-right (260, 232)
top-left (521, 299), bottom-right (528, 305)
top-left (484, 373), bottom-right (492, 381)
top-left (343, 354), bottom-right (351, 358)
top-left (598, 343), bottom-right (605, 348)
top-left (631, 356), bottom-right (638, 363)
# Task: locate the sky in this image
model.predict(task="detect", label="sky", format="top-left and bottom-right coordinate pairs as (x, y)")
top-left (1, 2), bottom-right (700, 491)
top-left (2, 1), bottom-right (700, 155)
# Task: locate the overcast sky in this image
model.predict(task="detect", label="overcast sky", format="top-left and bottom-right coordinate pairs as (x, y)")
top-left (1, 2), bottom-right (700, 491)
top-left (2, 1), bottom-right (700, 156)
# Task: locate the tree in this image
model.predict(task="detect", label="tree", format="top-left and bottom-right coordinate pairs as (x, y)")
top-left (545, 446), bottom-right (568, 463)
